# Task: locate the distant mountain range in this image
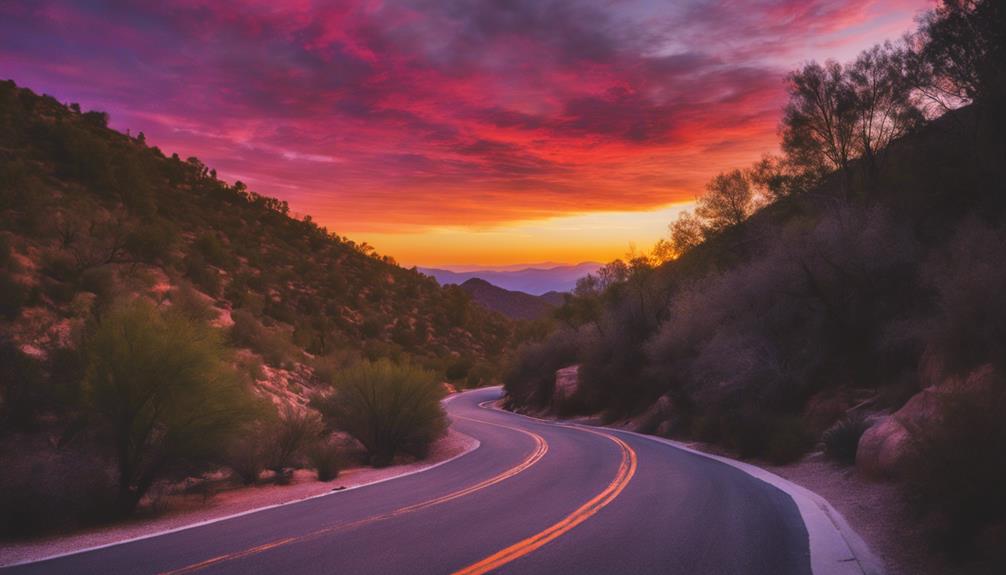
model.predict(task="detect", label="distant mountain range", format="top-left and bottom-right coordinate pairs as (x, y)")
top-left (458, 279), bottom-right (565, 321)
top-left (420, 262), bottom-right (602, 295)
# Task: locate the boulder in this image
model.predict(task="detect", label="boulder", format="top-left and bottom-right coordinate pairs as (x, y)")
top-left (551, 365), bottom-right (580, 409)
top-left (856, 383), bottom-right (949, 478)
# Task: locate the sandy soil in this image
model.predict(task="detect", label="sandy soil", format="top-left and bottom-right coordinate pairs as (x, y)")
top-left (0, 429), bottom-right (477, 567)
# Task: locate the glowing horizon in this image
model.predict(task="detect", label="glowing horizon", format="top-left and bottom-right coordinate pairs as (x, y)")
top-left (0, 1), bottom-right (932, 266)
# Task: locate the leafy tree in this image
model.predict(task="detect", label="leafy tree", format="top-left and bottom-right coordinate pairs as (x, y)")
top-left (782, 61), bottom-right (859, 196)
top-left (668, 211), bottom-right (705, 256)
top-left (311, 359), bottom-right (446, 467)
top-left (847, 43), bottom-right (923, 185)
top-left (917, 0), bottom-right (1006, 106)
top-left (83, 299), bottom-right (256, 515)
top-left (695, 169), bottom-right (756, 231)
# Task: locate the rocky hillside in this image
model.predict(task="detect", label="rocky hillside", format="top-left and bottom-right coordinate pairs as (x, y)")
top-left (0, 79), bottom-right (514, 409)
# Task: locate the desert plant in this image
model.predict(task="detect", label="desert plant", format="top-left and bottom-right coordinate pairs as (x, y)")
top-left (83, 298), bottom-right (258, 515)
top-left (169, 281), bottom-right (218, 323)
top-left (822, 414), bottom-right (871, 465)
top-left (307, 436), bottom-right (342, 482)
top-left (311, 359), bottom-right (447, 467)
top-left (265, 406), bottom-right (323, 483)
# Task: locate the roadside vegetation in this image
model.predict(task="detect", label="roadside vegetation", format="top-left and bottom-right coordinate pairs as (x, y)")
top-left (505, 0), bottom-right (1006, 561)
top-left (0, 72), bottom-right (520, 536)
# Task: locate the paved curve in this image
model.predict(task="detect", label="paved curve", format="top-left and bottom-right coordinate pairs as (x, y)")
top-left (3, 388), bottom-right (812, 575)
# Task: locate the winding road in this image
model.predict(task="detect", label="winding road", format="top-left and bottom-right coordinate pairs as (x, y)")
top-left (3, 387), bottom-right (870, 575)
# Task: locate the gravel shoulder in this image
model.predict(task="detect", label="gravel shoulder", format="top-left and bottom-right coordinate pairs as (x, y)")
top-left (0, 428), bottom-right (477, 567)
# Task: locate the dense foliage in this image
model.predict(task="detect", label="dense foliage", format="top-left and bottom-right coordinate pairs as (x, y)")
top-left (505, 0), bottom-right (1006, 552)
top-left (311, 359), bottom-right (447, 467)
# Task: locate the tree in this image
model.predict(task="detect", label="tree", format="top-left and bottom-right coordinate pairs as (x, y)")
top-left (917, 0), bottom-right (1006, 106)
top-left (311, 359), bottom-right (446, 467)
top-left (83, 299), bottom-right (256, 515)
top-left (747, 154), bottom-right (822, 200)
top-left (668, 211), bottom-right (706, 256)
top-left (847, 43), bottom-right (923, 185)
top-left (695, 169), bottom-right (756, 231)
top-left (782, 61), bottom-right (859, 196)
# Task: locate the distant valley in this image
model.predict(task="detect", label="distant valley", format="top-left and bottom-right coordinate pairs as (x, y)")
top-left (420, 262), bottom-right (601, 295)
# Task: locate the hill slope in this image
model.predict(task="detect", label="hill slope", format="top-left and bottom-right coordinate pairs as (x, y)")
top-left (459, 278), bottom-right (556, 321)
top-left (0, 79), bottom-right (513, 401)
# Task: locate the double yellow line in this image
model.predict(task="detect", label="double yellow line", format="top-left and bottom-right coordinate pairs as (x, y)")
top-left (161, 419), bottom-right (547, 575)
top-left (162, 417), bottom-right (638, 575)
top-left (451, 428), bottom-right (638, 575)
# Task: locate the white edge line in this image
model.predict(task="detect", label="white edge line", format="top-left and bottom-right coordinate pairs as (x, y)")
top-left (3, 392), bottom-right (481, 568)
top-left (477, 391), bottom-right (885, 575)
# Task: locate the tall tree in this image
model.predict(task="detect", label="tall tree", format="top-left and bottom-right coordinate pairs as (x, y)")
top-left (847, 43), bottom-right (924, 186)
top-left (782, 61), bottom-right (859, 196)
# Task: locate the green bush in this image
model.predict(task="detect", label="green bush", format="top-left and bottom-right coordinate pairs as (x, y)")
top-left (265, 406), bottom-right (323, 483)
top-left (311, 359), bottom-right (447, 467)
top-left (230, 309), bottom-right (296, 367)
top-left (169, 281), bottom-right (218, 322)
top-left (184, 253), bottom-right (220, 297)
top-left (822, 414), bottom-right (871, 465)
top-left (83, 298), bottom-right (257, 515)
top-left (307, 436), bottom-right (342, 482)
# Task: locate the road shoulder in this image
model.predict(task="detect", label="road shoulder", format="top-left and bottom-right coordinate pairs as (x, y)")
top-left (0, 428), bottom-right (478, 568)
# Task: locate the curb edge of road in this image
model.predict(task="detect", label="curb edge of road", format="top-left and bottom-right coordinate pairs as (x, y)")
top-left (2, 394), bottom-right (480, 569)
top-left (480, 392), bottom-right (884, 575)
top-left (601, 428), bottom-right (886, 575)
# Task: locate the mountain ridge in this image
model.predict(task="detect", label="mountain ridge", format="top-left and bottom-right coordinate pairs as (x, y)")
top-left (420, 262), bottom-right (600, 295)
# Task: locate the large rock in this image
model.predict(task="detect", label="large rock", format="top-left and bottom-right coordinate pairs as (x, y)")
top-left (857, 387), bottom-right (944, 478)
top-left (551, 365), bottom-right (580, 410)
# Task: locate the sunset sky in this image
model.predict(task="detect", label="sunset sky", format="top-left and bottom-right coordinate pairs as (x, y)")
top-left (0, 0), bottom-right (932, 266)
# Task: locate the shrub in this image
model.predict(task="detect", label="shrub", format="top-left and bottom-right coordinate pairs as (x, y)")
top-left (822, 414), bottom-right (871, 465)
top-left (184, 253), bottom-right (220, 297)
top-left (0, 336), bottom-right (44, 430)
top-left (902, 367), bottom-right (1006, 555)
top-left (503, 329), bottom-right (581, 409)
top-left (311, 359), bottom-right (447, 467)
top-left (226, 425), bottom-right (269, 485)
top-left (765, 416), bottom-right (815, 465)
top-left (169, 281), bottom-right (218, 322)
top-left (0, 269), bottom-right (29, 320)
top-left (265, 406), bottom-right (323, 483)
top-left (83, 299), bottom-right (258, 515)
top-left (230, 309), bottom-right (296, 367)
top-left (125, 219), bottom-right (176, 263)
top-left (307, 436), bottom-right (342, 482)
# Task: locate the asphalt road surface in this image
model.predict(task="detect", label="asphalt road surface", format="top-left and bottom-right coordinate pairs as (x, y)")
top-left (4, 387), bottom-right (812, 575)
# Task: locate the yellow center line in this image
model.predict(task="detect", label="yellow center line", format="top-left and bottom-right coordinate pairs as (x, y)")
top-left (451, 428), bottom-right (638, 575)
top-left (160, 417), bottom-right (547, 575)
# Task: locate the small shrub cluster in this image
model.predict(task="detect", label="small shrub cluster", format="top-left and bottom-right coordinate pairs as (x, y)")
top-left (822, 415), bottom-right (871, 466)
top-left (311, 359), bottom-right (447, 467)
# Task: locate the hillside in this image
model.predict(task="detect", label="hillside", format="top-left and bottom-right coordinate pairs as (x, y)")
top-left (459, 278), bottom-right (556, 321)
top-left (421, 262), bottom-right (600, 295)
top-left (0, 80), bottom-right (514, 384)
top-left (504, 2), bottom-right (1006, 567)
top-left (0, 80), bottom-right (517, 534)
